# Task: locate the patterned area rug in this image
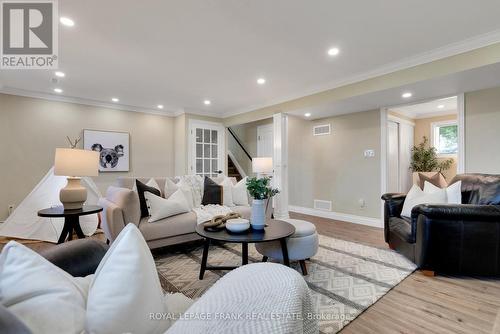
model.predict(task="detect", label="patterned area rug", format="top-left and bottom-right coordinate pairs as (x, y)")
top-left (154, 234), bottom-right (416, 333)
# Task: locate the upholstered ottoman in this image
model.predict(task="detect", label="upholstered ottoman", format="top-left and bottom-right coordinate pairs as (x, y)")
top-left (256, 219), bottom-right (319, 275)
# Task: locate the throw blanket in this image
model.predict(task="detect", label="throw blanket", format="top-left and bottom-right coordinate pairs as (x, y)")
top-left (166, 263), bottom-right (319, 334)
top-left (192, 205), bottom-right (233, 225)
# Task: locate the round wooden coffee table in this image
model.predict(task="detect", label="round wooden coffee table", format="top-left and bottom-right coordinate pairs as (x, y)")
top-left (195, 219), bottom-right (295, 279)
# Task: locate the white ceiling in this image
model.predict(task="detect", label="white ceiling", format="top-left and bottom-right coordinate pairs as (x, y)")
top-left (389, 96), bottom-right (457, 119)
top-left (2, 0), bottom-right (500, 117)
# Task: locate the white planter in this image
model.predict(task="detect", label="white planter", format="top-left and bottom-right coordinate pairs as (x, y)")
top-left (251, 199), bottom-right (266, 230)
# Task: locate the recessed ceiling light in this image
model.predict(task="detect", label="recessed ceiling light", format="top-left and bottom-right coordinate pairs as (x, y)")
top-left (157, 104), bottom-right (164, 109)
top-left (55, 71), bottom-right (65, 78)
top-left (204, 100), bottom-right (211, 105)
top-left (402, 92), bottom-right (412, 98)
top-left (327, 47), bottom-right (340, 56)
top-left (304, 113), bottom-right (311, 117)
top-left (60, 17), bottom-right (75, 27)
top-left (111, 97), bottom-right (119, 102)
top-left (257, 78), bottom-right (266, 85)
top-left (437, 104), bottom-right (445, 109)
top-left (53, 88), bottom-right (63, 93)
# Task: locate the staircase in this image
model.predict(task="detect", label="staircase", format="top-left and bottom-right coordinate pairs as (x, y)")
top-left (227, 155), bottom-right (243, 181)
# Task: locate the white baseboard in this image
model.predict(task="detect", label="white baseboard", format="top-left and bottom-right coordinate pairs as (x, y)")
top-left (288, 205), bottom-right (383, 228)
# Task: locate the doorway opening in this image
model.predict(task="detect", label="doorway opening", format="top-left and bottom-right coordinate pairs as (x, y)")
top-left (383, 95), bottom-right (462, 194)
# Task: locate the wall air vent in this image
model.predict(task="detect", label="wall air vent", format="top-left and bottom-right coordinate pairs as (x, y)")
top-left (313, 124), bottom-right (331, 136)
top-left (314, 199), bottom-right (332, 211)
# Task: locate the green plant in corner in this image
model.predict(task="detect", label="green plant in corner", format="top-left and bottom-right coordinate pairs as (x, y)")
top-left (246, 177), bottom-right (280, 200)
top-left (410, 136), bottom-right (454, 174)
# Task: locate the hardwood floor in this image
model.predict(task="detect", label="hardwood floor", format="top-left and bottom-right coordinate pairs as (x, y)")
top-left (3, 214), bottom-right (500, 333)
top-left (290, 212), bottom-right (500, 334)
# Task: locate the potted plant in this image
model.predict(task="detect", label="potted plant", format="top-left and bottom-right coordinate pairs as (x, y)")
top-left (246, 177), bottom-right (279, 230)
top-left (410, 136), bottom-right (454, 178)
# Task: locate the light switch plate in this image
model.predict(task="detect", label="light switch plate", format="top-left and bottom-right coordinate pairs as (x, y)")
top-left (364, 149), bottom-right (375, 158)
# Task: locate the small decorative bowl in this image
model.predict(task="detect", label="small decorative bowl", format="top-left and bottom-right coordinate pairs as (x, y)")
top-left (226, 218), bottom-right (250, 233)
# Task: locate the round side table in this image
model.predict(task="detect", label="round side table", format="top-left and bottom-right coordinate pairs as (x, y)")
top-left (38, 205), bottom-right (103, 244)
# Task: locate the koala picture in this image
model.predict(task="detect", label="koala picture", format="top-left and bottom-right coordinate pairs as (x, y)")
top-left (84, 130), bottom-right (129, 172)
top-left (91, 144), bottom-right (124, 168)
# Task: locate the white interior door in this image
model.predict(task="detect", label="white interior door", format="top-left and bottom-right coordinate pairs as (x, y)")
top-left (257, 124), bottom-right (273, 158)
top-left (387, 121), bottom-right (400, 193)
top-left (189, 121), bottom-right (225, 177)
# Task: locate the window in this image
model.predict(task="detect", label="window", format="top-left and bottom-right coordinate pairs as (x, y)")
top-left (431, 121), bottom-right (458, 156)
top-left (189, 120), bottom-right (225, 177)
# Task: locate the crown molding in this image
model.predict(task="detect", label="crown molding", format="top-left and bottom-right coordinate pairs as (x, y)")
top-left (222, 29), bottom-right (500, 119)
top-left (0, 86), bottom-right (184, 117)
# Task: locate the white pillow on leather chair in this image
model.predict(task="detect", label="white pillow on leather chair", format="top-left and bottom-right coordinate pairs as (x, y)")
top-left (401, 184), bottom-right (447, 218)
top-left (0, 224), bottom-right (180, 334)
top-left (424, 180), bottom-right (462, 204)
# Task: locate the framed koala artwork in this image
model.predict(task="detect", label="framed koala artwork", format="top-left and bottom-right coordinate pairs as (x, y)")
top-left (83, 129), bottom-right (130, 172)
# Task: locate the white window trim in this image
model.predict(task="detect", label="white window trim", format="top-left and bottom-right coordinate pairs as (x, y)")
top-left (188, 119), bottom-right (226, 176)
top-left (430, 120), bottom-right (458, 158)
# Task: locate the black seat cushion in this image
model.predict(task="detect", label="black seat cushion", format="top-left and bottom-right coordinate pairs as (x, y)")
top-left (135, 179), bottom-right (161, 218)
top-left (388, 216), bottom-right (413, 243)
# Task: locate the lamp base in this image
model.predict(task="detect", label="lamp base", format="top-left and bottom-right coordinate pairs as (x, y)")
top-left (60, 177), bottom-right (87, 210)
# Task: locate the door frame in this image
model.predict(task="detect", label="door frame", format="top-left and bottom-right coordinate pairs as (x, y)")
top-left (380, 93), bottom-right (465, 218)
top-left (257, 123), bottom-right (274, 157)
top-left (188, 119), bottom-right (226, 176)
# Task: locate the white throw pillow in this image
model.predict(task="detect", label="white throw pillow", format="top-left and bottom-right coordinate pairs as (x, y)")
top-left (164, 178), bottom-right (179, 198)
top-left (145, 189), bottom-right (190, 222)
top-left (219, 177), bottom-right (235, 207)
top-left (86, 224), bottom-right (168, 334)
top-left (401, 184), bottom-right (447, 218)
top-left (232, 177), bottom-right (249, 206)
top-left (0, 242), bottom-right (88, 334)
top-left (424, 180), bottom-right (462, 204)
top-left (178, 185), bottom-right (195, 211)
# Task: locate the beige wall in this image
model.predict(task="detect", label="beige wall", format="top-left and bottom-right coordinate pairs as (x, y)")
top-left (288, 110), bottom-right (381, 218)
top-left (465, 86), bottom-right (500, 173)
top-left (0, 93), bottom-right (175, 221)
top-left (414, 114), bottom-right (458, 180)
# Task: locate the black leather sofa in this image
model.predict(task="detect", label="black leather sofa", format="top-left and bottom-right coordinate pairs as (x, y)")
top-left (382, 173), bottom-right (500, 276)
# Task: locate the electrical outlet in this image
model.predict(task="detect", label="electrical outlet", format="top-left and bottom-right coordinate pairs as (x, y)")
top-left (358, 199), bottom-right (366, 208)
top-left (8, 204), bottom-right (15, 216)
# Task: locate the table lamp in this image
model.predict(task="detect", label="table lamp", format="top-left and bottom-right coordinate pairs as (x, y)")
top-left (54, 148), bottom-right (99, 210)
top-left (252, 157), bottom-right (273, 177)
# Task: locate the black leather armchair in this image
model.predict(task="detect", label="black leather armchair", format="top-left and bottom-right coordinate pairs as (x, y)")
top-left (382, 174), bottom-right (500, 276)
top-left (40, 238), bottom-right (109, 276)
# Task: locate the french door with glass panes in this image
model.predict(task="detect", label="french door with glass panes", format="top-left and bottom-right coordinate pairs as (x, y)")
top-left (189, 120), bottom-right (225, 177)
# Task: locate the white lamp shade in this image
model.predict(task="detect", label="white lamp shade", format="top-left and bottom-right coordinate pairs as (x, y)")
top-left (54, 148), bottom-right (99, 177)
top-left (252, 157), bottom-right (273, 174)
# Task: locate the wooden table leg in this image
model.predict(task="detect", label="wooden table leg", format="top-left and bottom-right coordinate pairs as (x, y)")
top-left (280, 238), bottom-right (290, 267)
top-left (58, 217), bottom-right (72, 244)
top-left (242, 242), bottom-right (248, 265)
top-left (72, 217), bottom-right (86, 239)
top-left (199, 239), bottom-right (210, 280)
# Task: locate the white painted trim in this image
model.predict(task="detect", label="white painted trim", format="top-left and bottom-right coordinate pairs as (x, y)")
top-left (273, 113), bottom-right (289, 220)
top-left (413, 110), bottom-right (457, 119)
top-left (227, 150), bottom-right (247, 178)
top-left (457, 93), bottom-right (466, 173)
top-left (387, 114), bottom-right (415, 127)
top-left (222, 29), bottom-right (500, 118)
top-left (289, 205), bottom-right (383, 228)
top-left (187, 119), bottom-right (226, 176)
top-left (380, 108), bottom-right (388, 221)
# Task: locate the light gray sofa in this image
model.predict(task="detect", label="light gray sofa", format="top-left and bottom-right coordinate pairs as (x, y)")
top-left (99, 177), bottom-right (252, 249)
